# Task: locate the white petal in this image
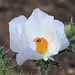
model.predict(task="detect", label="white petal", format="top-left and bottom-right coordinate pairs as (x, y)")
top-left (47, 30), bottom-right (61, 54)
top-left (47, 43), bottom-right (61, 57)
top-left (16, 47), bottom-right (43, 65)
top-left (49, 57), bottom-right (54, 61)
top-left (10, 35), bottom-right (29, 53)
top-left (9, 15), bottom-right (29, 53)
top-left (25, 8), bottom-right (54, 42)
top-left (29, 42), bottom-right (36, 50)
top-left (9, 15), bottom-right (27, 35)
top-left (51, 20), bottom-right (69, 51)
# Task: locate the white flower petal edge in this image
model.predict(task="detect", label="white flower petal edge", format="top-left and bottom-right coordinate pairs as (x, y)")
top-left (9, 15), bottom-right (29, 53)
top-left (16, 47), bottom-right (43, 65)
top-left (51, 20), bottom-right (70, 51)
top-left (25, 8), bottom-right (54, 42)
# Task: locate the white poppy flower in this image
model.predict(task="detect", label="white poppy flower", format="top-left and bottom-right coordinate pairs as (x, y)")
top-left (9, 8), bottom-right (69, 65)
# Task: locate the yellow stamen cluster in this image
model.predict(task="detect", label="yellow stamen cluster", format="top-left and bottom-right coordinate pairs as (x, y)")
top-left (34, 37), bottom-right (48, 54)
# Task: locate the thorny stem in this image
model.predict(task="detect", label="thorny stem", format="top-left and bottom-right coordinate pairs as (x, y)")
top-left (40, 60), bottom-right (46, 75)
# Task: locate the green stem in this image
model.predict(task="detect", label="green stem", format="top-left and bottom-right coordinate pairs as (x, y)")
top-left (41, 71), bottom-right (45, 75)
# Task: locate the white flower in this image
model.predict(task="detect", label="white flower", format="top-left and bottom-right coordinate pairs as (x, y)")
top-left (9, 8), bottom-right (69, 65)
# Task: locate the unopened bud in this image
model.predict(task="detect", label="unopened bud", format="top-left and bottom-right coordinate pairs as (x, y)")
top-left (64, 18), bottom-right (75, 39)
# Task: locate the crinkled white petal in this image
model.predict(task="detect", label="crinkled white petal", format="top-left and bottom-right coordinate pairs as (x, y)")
top-left (16, 47), bottom-right (43, 65)
top-left (9, 15), bottom-right (29, 53)
top-left (51, 20), bottom-right (69, 51)
top-left (47, 43), bottom-right (61, 58)
top-left (25, 8), bottom-right (54, 42)
top-left (47, 31), bottom-right (60, 54)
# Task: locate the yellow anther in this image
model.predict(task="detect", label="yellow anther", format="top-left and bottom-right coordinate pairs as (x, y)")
top-left (34, 37), bottom-right (48, 54)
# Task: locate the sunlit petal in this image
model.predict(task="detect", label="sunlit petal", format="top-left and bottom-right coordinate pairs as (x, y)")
top-left (25, 8), bottom-right (54, 42)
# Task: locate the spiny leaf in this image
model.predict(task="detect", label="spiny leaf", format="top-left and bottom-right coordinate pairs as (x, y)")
top-left (5, 59), bottom-right (10, 66)
top-left (70, 39), bottom-right (75, 45)
top-left (33, 60), bottom-right (37, 63)
top-left (2, 52), bottom-right (7, 60)
top-left (36, 62), bottom-right (41, 67)
top-left (40, 66), bottom-right (47, 72)
top-left (0, 47), bottom-right (4, 55)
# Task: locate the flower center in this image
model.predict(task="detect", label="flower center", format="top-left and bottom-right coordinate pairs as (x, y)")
top-left (34, 37), bottom-right (48, 54)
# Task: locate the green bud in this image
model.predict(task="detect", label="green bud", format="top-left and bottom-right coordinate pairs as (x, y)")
top-left (64, 18), bottom-right (75, 39)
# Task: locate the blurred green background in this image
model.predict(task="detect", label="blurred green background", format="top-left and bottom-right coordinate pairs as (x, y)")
top-left (0, 0), bottom-right (75, 75)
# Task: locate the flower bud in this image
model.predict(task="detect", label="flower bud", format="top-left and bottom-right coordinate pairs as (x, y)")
top-left (64, 18), bottom-right (75, 39)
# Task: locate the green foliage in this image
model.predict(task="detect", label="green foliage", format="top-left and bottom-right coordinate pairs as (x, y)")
top-left (0, 46), bottom-right (11, 75)
top-left (64, 18), bottom-right (75, 39)
top-left (33, 59), bottom-right (61, 75)
top-left (0, 46), bottom-right (25, 75)
top-left (69, 39), bottom-right (75, 45)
